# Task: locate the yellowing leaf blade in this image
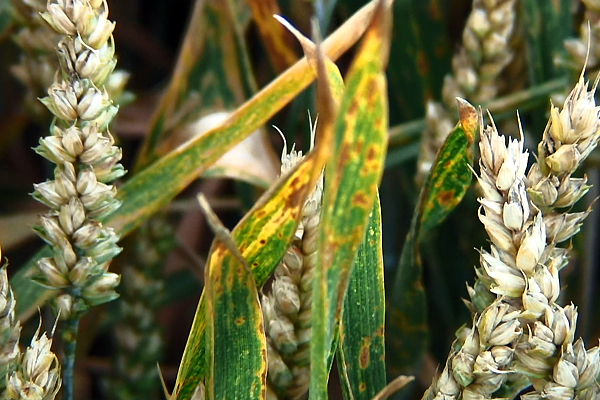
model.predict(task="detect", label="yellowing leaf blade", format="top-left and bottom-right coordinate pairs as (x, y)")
top-left (205, 246), bottom-right (266, 400)
top-left (310, 2), bottom-right (391, 398)
top-left (387, 100), bottom-right (478, 378)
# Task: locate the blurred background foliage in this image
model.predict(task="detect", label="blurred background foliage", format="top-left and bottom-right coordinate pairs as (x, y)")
top-left (0, 0), bottom-right (599, 399)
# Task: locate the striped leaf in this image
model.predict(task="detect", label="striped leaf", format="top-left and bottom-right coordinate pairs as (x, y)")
top-left (173, 149), bottom-right (326, 400)
top-left (386, 100), bottom-right (478, 378)
top-left (137, 0), bottom-right (253, 167)
top-left (205, 240), bottom-right (266, 400)
top-left (309, 2), bottom-right (391, 398)
top-left (338, 193), bottom-right (386, 400)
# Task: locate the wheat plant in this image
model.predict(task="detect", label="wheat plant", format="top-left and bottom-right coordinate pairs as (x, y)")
top-left (1, 0), bottom-right (600, 399)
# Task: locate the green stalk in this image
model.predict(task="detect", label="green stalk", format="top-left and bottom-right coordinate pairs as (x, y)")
top-left (61, 317), bottom-right (79, 400)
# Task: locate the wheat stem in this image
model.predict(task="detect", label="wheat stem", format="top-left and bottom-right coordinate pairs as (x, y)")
top-left (61, 317), bottom-right (78, 400)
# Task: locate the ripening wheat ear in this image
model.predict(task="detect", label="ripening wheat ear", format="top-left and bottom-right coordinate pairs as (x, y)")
top-left (0, 264), bottom-right (21, 392)
top-left (108, 219), bottom-right (175, 399)
top-left (5, 327), bottom-right (62, 400)
top-left (33, 0), bottom-right (125, 318)
top-left (423, 90), bottom-right (600, 399)
top-left (30, 1), bottom-right (127, 398)
top-left (565, 0), bottom-right (600, 74)
top-left (416, 0), bottom-right (519, 184)
top-left (262, 120), bottom-right (323, 400)
top-left (10, 0), bottom-right (130, 119)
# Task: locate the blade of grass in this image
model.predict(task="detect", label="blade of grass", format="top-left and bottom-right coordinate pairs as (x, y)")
top-left (12, 0), bottom-right (381, 319)
top-left (138, 0), bottom-right (255, 168)
top-left (386, 100), bottom-right (477, 378)
top-left (200, 196), bottom-right (266, 400)
top-left (310, 1), bottom-right (391, 398)
top-left (338, 193), bottom-right (386, 400)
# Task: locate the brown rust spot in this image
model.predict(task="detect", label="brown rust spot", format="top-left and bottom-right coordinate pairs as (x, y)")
top-left (359, 382), bottom-right (367, 392)
top-left (348, 99), bottom-right (359, 115)
top-left (367, 145), bottom-right (378, 161)
top-left (352, 192), bottom-right (371, 208)
top-left (235, 316), bottom-right (246, 326)
top-left (338, 144), bottom-right (351, 170)
top-left (354, 139), bottom-right (364, 153)
top-left (259, 239), bottom-right (266, 245)
top-left (428, 0), bottom-right (442, 20)
top-left (359, 341), bottom-right (371, 369)
top-left (437, 190), bottom-right (455, 206)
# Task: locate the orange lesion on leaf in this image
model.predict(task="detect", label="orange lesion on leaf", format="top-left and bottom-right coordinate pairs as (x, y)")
top-left (359, 338), bottom-right (371, 369)
top-left (235, 316), bottom-right (246, 326)
top-left (352, 191), bottom-right (371, 209)
top-left (437, 189), bottom-right (456, 206)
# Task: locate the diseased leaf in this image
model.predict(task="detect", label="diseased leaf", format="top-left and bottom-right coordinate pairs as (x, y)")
top-left (309, 1), bottom-right (391, 398)
top-left (338, 193), bottom-right (386, 400)
top-left (173, 150), bottom-right (325, 400)
top-left (386, 100), bottom-right (478, 378)
top-left (204, 216), bottom-right (266, 400)
top-left (12, 0), bottom-right (381, 320)
top-left (137, 0), bottom-right (252, 167)
top-left (247, 0), bottom-right (299, 72)
top-left (387, 0), bottom-right (451, 121)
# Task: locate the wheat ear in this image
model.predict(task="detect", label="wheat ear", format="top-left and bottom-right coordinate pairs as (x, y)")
top-left (30, 1), bottom-right (126, 398)
top-left (109, 219), bottom-right (174, 400)
top-left (424, 96), bottom-right (600, 399)
top-left (565, 1), bottom-right (600, 74)
top-left (262, 122), bottom-right (323, 400)
top-left (0, 262), bottom-right (21, 391)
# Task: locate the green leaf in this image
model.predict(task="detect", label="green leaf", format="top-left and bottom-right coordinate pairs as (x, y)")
top-left (173, 128), bottom-right (332, 400)
top-left (521, 0), bottom-right (571, 85)
top-left (0, 1), bottom-right (13, 39)
top-left (388, 0), bottom-right (451, 121)
top-left (309, 2), bottom-right (391, 398)
top-left (12, 1), bottom-right (379, 320)
top-left (386, 100), bottom-right (478, 378)
top-left (205, 240), bottom-right (266, 399)
top-left (338, 193), bottom-right (386, 400)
